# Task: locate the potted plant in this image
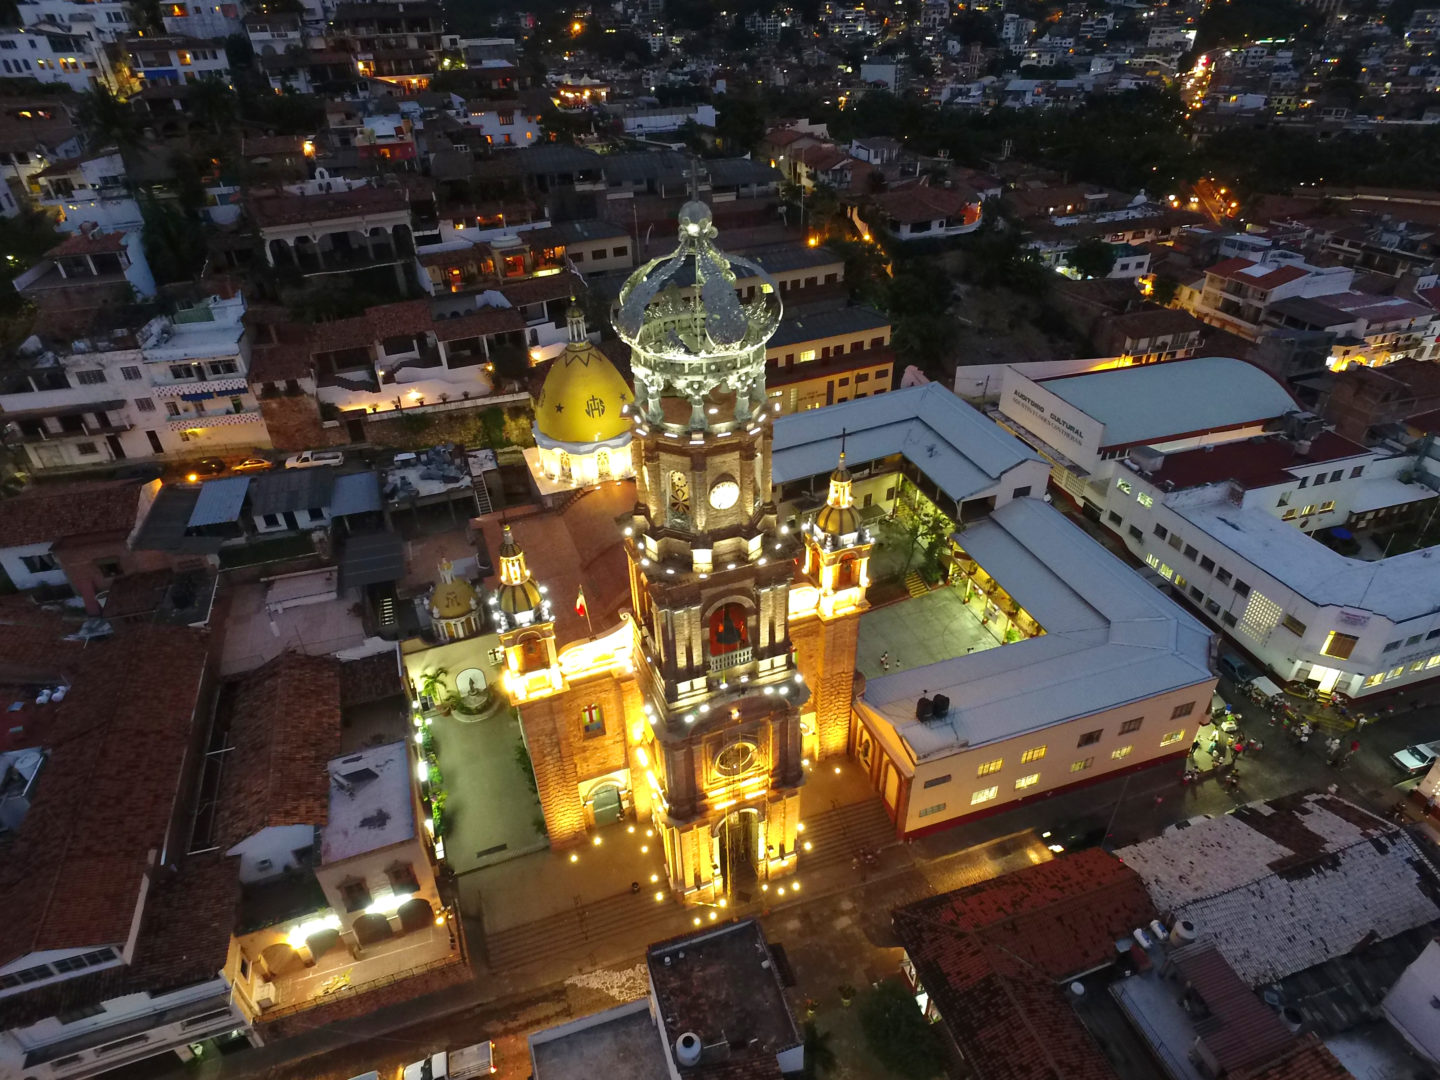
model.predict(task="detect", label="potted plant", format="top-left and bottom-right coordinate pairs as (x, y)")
top-left (838, 984), bottom-right (856, 1007)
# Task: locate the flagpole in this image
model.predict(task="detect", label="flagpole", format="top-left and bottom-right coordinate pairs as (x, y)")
top-left (585, 605), bottom-right (594, 638)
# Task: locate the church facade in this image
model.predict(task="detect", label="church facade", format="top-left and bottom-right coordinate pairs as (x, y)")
top-left (496, 203), bottom-right (868, 904)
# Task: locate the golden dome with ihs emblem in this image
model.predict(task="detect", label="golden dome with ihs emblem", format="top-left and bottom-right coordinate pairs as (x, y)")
top-left (535, 303), bottom-right (633, 446)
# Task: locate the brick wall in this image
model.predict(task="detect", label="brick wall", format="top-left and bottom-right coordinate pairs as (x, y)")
top-left (259, 394), bottom-right (328, 450)
top-left (788, 613), bottom-right (859, 758)
top-left (257, 954), bottom-right (471, 1039)
top-left (519, 671), bottom-right (635, 847)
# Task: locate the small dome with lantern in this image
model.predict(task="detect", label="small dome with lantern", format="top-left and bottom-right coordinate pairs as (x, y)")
top-left (491, 524), bottom-right (551, 628)
top-left (530, 303), bottom-right (636, 494)
top-left (428, 558), bottom-right (482, 641)
top-left (813, 452), bottom-right (861, 542)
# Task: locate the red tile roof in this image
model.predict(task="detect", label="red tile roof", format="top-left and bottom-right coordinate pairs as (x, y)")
top-left (367, 298), bottom-right (434, 340)
top-left (1147, 430), bottom-right (1370, 490)
top-left (893, 848), bottom-right (1157, 1080)
top-left (1206, 257), bottom-right (1311, 290)
top-left (215, 652), bottom-right (342, 849)
top-left (46, 230), bottom-right (127, 258)
top-left (871, 183), bottom-right (981, 225)
top-left (1168, 945), bottom-right (1298, 1075)
top-left (0, 623), bottom-right (210, 969)
top-left (339, 651), bottom-right (404, 708)
top-left (498, 269), bottom-right (584, 307)
top-left (248, 184), bottom-right (409, 229)
top-left (0, 480), bottom-right (144, 549)
top-left (1233, 1035), bottom-right (1356, 1080)
top-left (765, 127), bottom-right (809, 147)
top-left (433, 307), bottom-right (525, 341)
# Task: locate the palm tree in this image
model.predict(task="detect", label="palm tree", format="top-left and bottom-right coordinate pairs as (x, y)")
top-left (187, 76), bottom-right (238, 137)
top-left (418, 668), bottom-right (450, 703)
top-left (75, 87), bottom-right (140, 152)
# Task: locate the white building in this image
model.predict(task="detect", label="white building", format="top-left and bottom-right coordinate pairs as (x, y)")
top-left (610, 102), bottom-right (717, 135)
top-left (1187, 252), bottom-right (1355, 340)
top-left (162, 0), bottom-right (243, 40)
top-left (459, 98), bottom-right (542, 147)
top-left (0, 25), bottom-right (103, 91)
top-left (14, 0), bottom-right (133, 44)
top-left (124, 36), bottom-right (229, 88)
top-left (31, 150), bottom-right (140, 232)
top-left (0, 293), bottom-right (268, 471)
top-left (994, 355), bottom-right (1440, 700)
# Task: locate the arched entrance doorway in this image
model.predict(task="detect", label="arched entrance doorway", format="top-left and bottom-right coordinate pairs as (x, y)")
top-left (718, 808), bottom-right (760, 896)
top-left (589, 781), bottom-right (622, 825)
top-left (260, 942), bottom-right (302, 977)
top-left (397, 897), bottom-right (434, 933)
top-left (352, 913), bottom-right (394, 947)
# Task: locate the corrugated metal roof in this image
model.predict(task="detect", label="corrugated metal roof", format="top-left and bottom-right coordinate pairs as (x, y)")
top-left (329, 471), bottom-right (382, 517)
top-left (248, 468), bottom-right (338, 516)
top-left (339, 530), bottom-right (405, 589)
top-left (186, 476), bottom-right (251, 528)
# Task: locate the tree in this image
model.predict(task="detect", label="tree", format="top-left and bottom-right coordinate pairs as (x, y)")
top-left (802, 1023), bottom-right (837, 1080)
top-left (138, 192), bottom-right (207, 285)
top-left (858, 979), bottom-right (946, 1080)
top-left (1065, 238), bottom-right (1117, 279)
top-left (76, 86), bottom-right (140, 151)
top-left (1152, 275), bottom-right (1180, 307)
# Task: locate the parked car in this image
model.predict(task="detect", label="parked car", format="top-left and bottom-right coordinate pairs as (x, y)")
top-left (402, 1041), bottom-right (495, 1080)
top-left (1390, 741), bottom-right (1440, 775)
top-left (232, 457), bottom-right (273, 473)
top-left (284, 449), bottom-right (345, 470)
top-left (1217, 652), bottom-right (1260, 687)
top-left (184, 458), bottom-right (227, 481)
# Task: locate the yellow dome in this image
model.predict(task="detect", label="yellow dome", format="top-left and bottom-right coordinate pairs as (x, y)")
top-left (535, 343), bottom-right (633, 446)
top-left (431, 579), bottom-right (478, 620)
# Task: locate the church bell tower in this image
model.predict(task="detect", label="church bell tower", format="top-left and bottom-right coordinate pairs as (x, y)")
top-left (617, 200), bottom-right (808, 904)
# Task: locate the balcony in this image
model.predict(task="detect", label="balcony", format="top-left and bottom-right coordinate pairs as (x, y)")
top-left (708, 646), bottom-right (754, 674)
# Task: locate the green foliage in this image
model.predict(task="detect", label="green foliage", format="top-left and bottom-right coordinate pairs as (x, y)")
top-left (857, 980), bottom-right (946, 1080)
top-left (1152, 276), bottom-right (1180, 307)
top-left (1064, 238), bottom-right (1118, 280)
top-left (288, 280), bottom-right (382, 321)
top-left (76, 86), bottom-right (140, 151)
top-left (419, 668), bottom-right (450, 702)
top-left (1194, 0), bottom-right (1316, 53)
top-left (514, 739), bottom-right (539, 797)
top-left (138, 192), bottom-right (207, 286)
top-left (802, 1023), bottom-right (837, 1080)
top-left (0, 211), bottom-right (61, 318)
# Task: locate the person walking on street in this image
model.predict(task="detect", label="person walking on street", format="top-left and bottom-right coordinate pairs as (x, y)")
top-left (879, 652), bottom-right (889, 672)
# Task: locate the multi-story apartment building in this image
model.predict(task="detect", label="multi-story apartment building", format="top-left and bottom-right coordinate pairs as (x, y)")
top-left (0, 291), bottom-right (266, 471)
top-left (0, 101), bottom-right (82, 218)
top-left (0, 24), bottom-right (103, 91)
top-left (30, 149), bottom-right (140, 232)
top-left (766, 304), bottom-right (894, 414)
top-left (14, 0), bottom-right (133, 44)
top-left (251, 181), bottom-right (418, 283)
top-left (995, 355), bottom-right (1440, 699)
top-left (457, 97), bottom-right (542, 147)
top-left (1263, 291), bottom-right (1438, 368)
top-left (1186, 253), bottom-right (1354, 340)
top-left (330, 0), bottom-right (444, 91)
top-left (123, 35), bottom-right (230, 88)
top-left (161, 0), bottom-right (242, 39)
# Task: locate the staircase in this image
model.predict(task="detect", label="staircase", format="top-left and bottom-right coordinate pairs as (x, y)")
top-left (799, 799), bottom-right (899, 874)
top-left (472, 476), bottom-right (493, 516)
top-left (905, 571), bottom-right (929, 598)
top-left (375, 589), bottom-right (397, 632)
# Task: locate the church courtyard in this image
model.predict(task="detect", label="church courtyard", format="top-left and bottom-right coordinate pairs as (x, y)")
top-left (856, 585), bottom-right (1001, 680)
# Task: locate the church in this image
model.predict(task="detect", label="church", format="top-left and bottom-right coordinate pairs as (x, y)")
top-left (492, 201), bottom-right (870, 904)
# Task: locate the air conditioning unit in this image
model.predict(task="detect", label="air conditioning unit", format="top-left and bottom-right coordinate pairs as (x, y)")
top-left (252, 981), bottom-right (278, 1009)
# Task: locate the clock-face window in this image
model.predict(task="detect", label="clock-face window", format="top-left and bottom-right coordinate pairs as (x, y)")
top-left (714, 740), bottom-right (757, 777)
top-left (709, 477), bottom-right (740, 510)
top-left (668, 469), bottom-right (690, 521)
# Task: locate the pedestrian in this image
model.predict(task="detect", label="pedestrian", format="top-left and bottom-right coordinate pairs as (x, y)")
top-left (1357, 716), bottom-right (1370, 732)
top-left (1208, 738), bottom-right (1220, 757)
top-left (1350, 739), bottom-right (1360, 756)
top-left (1192, 739), bottom-right (1201, 755)
top-left (879, 651), bottom-right (889, 672)
top-left (1154, 795), bottom-right (1164, 807)
top-left (1232, 741), bottom-right (1244, 760)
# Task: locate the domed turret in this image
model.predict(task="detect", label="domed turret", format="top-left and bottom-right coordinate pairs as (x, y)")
top-left (616, 199), bottom-right (782, 432)
top-left (493, 525), bottom-right (548, 626)
top-left (530, 303), bottom-right (636, 493)
top-left (813, 452), bottom-right (861, 542)
top-left (535, 303), bottom-right (633, 446)
top-left (428, 558), bottom-right (482, 642)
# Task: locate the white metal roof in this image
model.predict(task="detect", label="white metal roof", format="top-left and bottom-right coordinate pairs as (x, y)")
top-left (1036, 356), bottom-right (1298, 448)
top-left (860, 497), bottom-right (1214, 758)
top-left (1176, 497), bottom-right (1440, 623)
top-left (771, 383), bottom-right (1043, 501)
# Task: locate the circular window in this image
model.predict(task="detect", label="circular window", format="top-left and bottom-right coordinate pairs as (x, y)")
top-left (715, 741), bottom-right (756, 776)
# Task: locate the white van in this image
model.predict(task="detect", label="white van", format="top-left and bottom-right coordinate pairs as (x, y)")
top-left (285, 449), bottom-right (345, 470)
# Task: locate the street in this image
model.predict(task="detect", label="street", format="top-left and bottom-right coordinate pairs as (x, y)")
top-left (125, 685), bottom-right (1439, 1080)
